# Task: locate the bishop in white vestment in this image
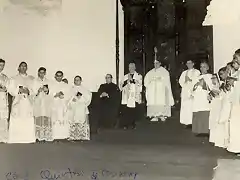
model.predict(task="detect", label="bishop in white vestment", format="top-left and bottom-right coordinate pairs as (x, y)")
top-left (144, 60), bottom-right (174, 122)
top-left (50, 71), bottom-right (71, 140)
top-left (67, 76), bottom-right (92, 141)
top-left (179, 60), bottom-right (200, 126)
top-left (8, 62), bottom-right (36, 144)
top-left (33, 67), bottom-right (53, 142)
top-left (120, 63), bottom-right (142, 129)
top-left (0, 59), bottom-right (9, 143)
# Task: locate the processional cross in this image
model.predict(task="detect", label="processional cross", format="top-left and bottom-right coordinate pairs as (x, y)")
top-left (154, 46), bottom-right (158, 61)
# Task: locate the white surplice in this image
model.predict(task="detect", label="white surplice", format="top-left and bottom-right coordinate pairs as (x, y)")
top-left (120, 72), bottom-right (142, 108)
top-left (192, 74), bottom-right (213, 112)
top-left (33, 77), bottom-right (53, 141)
top-left (50, 80), bottom-right (71, 140)
top-left (227, 70), bottom-right (240, 153)
top-left (144, 67), bottom-right (174, 117)
top-left (210, 90), bottom-right (231, 148)
top-left (0, 73), bottom-right (9, 143)
top-left (179, 69), bottom-right (200, 125)
top-left (67, 85), bottom-right (92, 140)
top-left (8, 74), bottom-right (36, 144)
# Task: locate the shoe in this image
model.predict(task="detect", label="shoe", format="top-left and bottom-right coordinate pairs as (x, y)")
top-left (160, 117), bottom-right (166, 122)
top-left (150, 117), bottom-right (158, 122)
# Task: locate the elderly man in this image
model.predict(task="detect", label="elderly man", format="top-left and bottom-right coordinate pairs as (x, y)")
top-left (120, 63), bottom-right (142, 129)
top-left (98, 74), bottom-right (120, 129)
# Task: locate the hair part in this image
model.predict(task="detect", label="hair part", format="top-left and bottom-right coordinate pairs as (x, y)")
top-left (38, 67), bottom-right (46, 72)
top-left (74, 75), bottom-right (82, 81)
top-left (0, 59), bottom-right (5, 64)
top-left (106, 74), bottom-right (113, 78)
top-left (19, 61), bottom-right (27, 68)
top-left (55, 70), bottom-right (63, 76)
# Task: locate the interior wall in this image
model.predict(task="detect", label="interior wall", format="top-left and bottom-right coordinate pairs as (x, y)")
top-left (0, 0), bottom-right (124, 92)
top-left (203, 0), bottom-right (240, 73)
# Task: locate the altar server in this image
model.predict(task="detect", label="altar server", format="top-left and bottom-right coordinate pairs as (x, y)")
top-left (67, 76), bottom-right (92, 141)
top-left (179, 59), bottom-right (200, 126)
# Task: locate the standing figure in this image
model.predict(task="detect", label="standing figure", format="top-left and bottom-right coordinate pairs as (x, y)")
top-left (120, 63), bottom-right (142, 129)
top-left (227, 50), bottom-right (240, 154)
top-left (33, 67), bottom-right (53, 142)
top-left (179, 60), bottom-right (200, 127)
top-left (8, 62), bottom-right (36, 143)
top-left (98, 74), bottom-right (120, 129)
top-left (191, 61), bottom-right (213, 136)
top-left (51, 71), bottom-right (71, 141)
top-left (0, 59), bottom-right (9, 143)
top-left (144, 59), bottom-right (174, 122)
top-left (211, 67), bottom-right (231, 148)
top-left (67, 76), bottom-right (92, 141)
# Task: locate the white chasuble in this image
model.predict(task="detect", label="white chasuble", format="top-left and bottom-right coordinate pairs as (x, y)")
top-left (192, 74), bottom-right (213, 112)
top-left (144, 67), bottom-right (174, 117)
top-left (0, 73), bottom-right (9, 142)
top-left (120, 72), bottom-right (142, 108)
top-left (179, 69), bottom-right (200, 125)
top-left (8, 74), bottom-right (37, 144)
top-left (50, 81), bottom-right (71, 139)
top-left (67, 85), bottom-right (92, 140)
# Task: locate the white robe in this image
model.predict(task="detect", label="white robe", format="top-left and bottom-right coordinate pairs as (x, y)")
top-left (210, 90), bottom-right (231, 148)
top-left (192, 74), bottom-right (213, 112)
top-left (144, 67), bottom-right (174, 117)
top-left (67, 85), bottom-right (92, 140)
top-left (8, 74), bottom-right (36, 144)
top-left (67, 85), bottom-right (92, 124)
top-left (179, 69), bottom-right (200, 125)
top-left (120, 72), bottom-right (142, 108)
top-left (33, 77), bottom-right (53, 141)
top-left (227, 70), bottom-right (240, 153)
top-left (50, 80), bottom-right (71, 139)
top-left (33, 77), bottom-right (52, 118)
top-left (0, 73), bottom-right (9, 142)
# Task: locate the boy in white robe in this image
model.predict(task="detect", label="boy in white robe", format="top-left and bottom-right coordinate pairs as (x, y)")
top-left (33, 67), bottom-right (53, 142)
top-left (192, 61), bottom-right (213, 136)
top-left (208, 73), bottom-right (222, 144)
top-left (144, 59), bottom-right (174, 122)
top-left (179, 59), bottom-right (200, 127)
top-left (120, 63), bottom-right (142, 129)
top-left (67, 76), bottom-right (92, 141)
top-left (227, 50), bottom-right (240, 154)
top-left (51, 71), bottom-right (71, 141)
top-left (0, 59), bottom-right (9, 143)
top-left (8, 62), bottom-right (36, 144)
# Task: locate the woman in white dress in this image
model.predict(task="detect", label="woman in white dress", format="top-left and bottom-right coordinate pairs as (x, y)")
top-left (8, 62), bottom-right (36, 144)
top-left (67, 76), bottom-right (92, 141)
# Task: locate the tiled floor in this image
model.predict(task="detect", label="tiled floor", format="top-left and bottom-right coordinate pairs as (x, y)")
top-left (0, 112), bottom-right (236, 180)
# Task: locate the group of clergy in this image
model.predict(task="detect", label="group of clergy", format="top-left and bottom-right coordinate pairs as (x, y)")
top-left (0, 56), bottom-right (175, 144)
top-left (179, 48), bottom-right (240, 155)
top-left (0, 61), bottom-right (92, 144)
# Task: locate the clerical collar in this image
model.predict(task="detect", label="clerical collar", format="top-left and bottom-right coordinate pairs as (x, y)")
top-left (19, 73), bottom-right (27, 76)
top-left (38, 77), bottom-right (45, 81)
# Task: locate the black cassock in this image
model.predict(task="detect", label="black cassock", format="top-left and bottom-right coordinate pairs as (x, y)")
top-left (97, 82), bottom-right (120, 128)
